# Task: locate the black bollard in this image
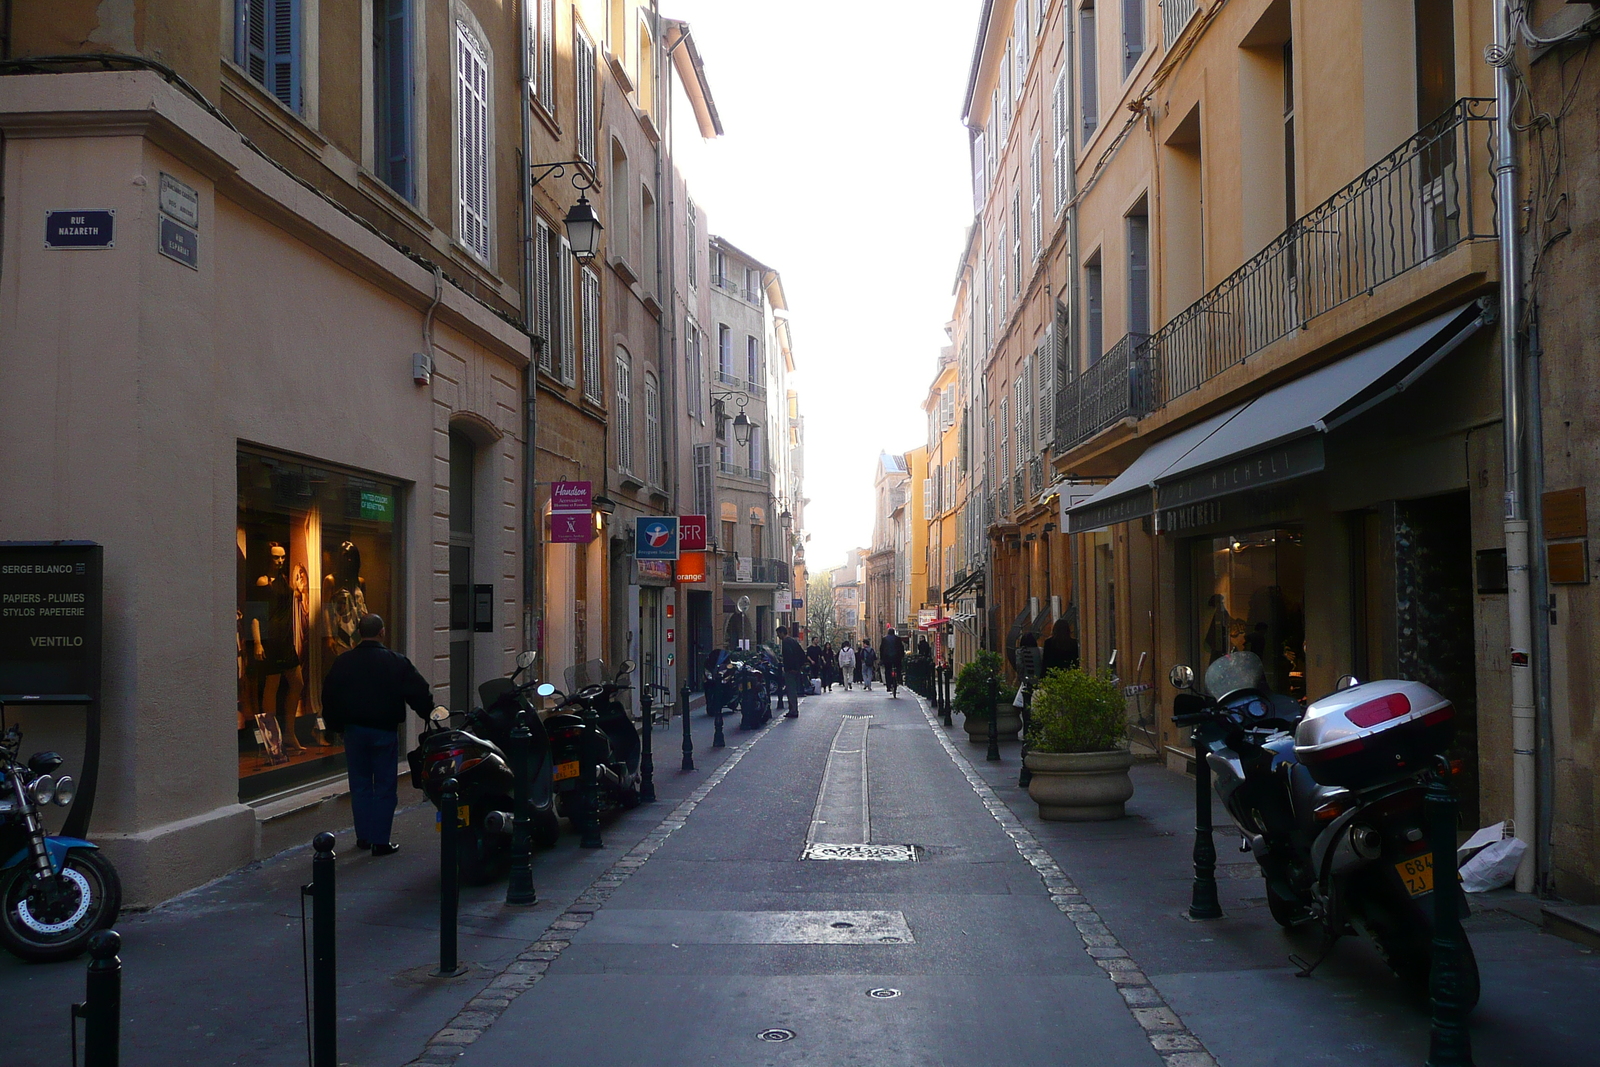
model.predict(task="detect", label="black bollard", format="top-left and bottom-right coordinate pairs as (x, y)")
top-left (434, 779), bottom-right (466, 977)
top-left (680, 682), bottom-right (695, 771)
top-left (307, 833), bottom-right (338, 1064)
top-left (638, 684), bottom-right (657, 803)
top-left (712, 682), bottom-right (726, 749)
top-left (1188, 727), bottom-right (1223, 920)
top-left (73, 929), bottom-right (121, 1067)
top-left (941, 664), bottom-right (953, 728)
top-left (505, 713), bottom-right (538, 907)
top-left (986, 668), bottom-right (1001, 762)
top-left (578, 752), bottom-right (604, 849)
top-left (1425, 759), bottom-right (1475, 1067)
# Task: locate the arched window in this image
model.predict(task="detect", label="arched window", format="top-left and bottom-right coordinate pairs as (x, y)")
top-left (643, 373), bottom-right (660, 486)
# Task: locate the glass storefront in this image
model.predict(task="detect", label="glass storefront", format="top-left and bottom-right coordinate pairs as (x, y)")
top-left (1192, 527), bottom-right (1306, 700)
top-left (237, 449), bottom-right (401, 799)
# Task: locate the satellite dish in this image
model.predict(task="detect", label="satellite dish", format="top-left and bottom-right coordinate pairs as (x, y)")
top-left (736, 595), bottom-right (751, 614)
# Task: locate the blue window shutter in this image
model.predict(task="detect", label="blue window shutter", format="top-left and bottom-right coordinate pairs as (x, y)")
top-left (379, 0), bottom-right (413, 199)
top-left (268, 0), bottom-right (301, 111)
top-left (237, 0), bottom-right (270, 84)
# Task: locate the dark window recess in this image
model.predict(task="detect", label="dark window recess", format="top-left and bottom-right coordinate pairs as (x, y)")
top-left (373, 0), bottom-right (414, 200)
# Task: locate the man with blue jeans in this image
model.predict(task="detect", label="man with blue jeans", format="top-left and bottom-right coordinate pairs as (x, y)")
top-left (777, 625), bottom-right (807, 719)
top-left (321, 614), bottom-right (434, 855)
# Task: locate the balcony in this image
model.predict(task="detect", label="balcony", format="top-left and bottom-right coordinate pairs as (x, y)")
top-left (1161, 0), bottom-right (1199, 50)
top-left (718, 460), bottom-right (769, 482)
top-left (722, 556), bottom-right (791, 586)
top-left (1055, 99), bottom-right (1495, 452)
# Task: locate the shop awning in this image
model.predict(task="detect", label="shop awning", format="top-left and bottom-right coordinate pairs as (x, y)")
top-left (1152, 302), bottom-right (1488, 515)
top-left (943, 568), bottom-right (984, 602)
top-left (1064, 300), bottom-right (1488, 534)
top-left (1064, 404), bottom-right (1248, 533)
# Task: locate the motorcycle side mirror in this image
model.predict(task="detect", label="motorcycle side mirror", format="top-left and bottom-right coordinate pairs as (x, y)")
top-left (516, 650), bottom-right (537, 670)
top-left (1335, 674), bottom-right (1360, 691)
top-left (429, 706), bottom-right (451, 722)
top-left (618, 659), bottom-right (636, 678)
top-left (536, 683), bottom-right (557, 698)
top-left (1169, 664), bottom-right (1196, 690)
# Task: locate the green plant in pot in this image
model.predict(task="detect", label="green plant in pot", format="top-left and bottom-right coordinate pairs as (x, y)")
top-left (1023, 668), bottom-right (1134, 820)
top-left (953, 650), bottom-right (1021, 743)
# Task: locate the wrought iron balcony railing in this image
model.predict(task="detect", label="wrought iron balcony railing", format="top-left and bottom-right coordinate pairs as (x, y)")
top-left (1057, 331), bottom-right (1152, 451)
top-left (722, 556), bottom-right (792, 585)
top-left (1161, 0), bottom-right (1199, 50)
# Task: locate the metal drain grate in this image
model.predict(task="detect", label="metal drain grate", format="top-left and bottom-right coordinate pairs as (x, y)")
top-left (866, 987), bottom-right (902, 999)
top-left (758, 1028), bottom-right (796, 1042)
top-left (802, 843), bottom-right (918, 862)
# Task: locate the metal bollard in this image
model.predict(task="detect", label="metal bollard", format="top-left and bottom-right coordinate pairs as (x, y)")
top-left (578, 750), bottom-right (604, 849)
top-left (72, 929), bottom-right (121, 1067)
top-left (941, 664), bottom-right (954, 728)
top-left (1425, 759), bottom-right (1475, 1067)
top-left (306, 833), bottom-right (338, 1064)
top-left (986, 669), bottom-right (1001, 762)
top-left (712, 681), bottom-right (726, 748)
top-left (434, 779), bottom-right (466, 977)
top-left (681, 682), bottom-right (695, 771)
top-left (1187, 728), bottom-right (1223, 920)
top-left (505, 714), bottom-right (538, 907)
top-left (638, 684), bottom-right (657, 803)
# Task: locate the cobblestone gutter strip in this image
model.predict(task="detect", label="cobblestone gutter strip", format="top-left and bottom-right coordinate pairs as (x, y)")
top-left (913, 697), bottom-right (1222, 1067)
top-left (404, 716), bottom-right (782, 1066)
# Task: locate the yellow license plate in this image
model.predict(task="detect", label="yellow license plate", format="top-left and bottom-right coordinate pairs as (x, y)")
top-left (433, 804), bottom-right (469, 832)
top-left (554, 760), bottom-right (581, 782)
top-left (1397, 853), bottom-right (1434, 896)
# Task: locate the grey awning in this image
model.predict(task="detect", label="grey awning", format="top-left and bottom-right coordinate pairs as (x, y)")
top-left (1063, 404), bottom-right (1248, 533)
top-left (1153, 302), bottom-right (1487, 513)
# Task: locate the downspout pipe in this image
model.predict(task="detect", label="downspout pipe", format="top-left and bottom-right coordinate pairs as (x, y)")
top-left (1491, 0), bottom-right (1536, 893)
top-left (519, 0), bottom-right (541, 658)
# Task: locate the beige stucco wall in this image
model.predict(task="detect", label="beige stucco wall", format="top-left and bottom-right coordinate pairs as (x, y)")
top-left (0, 71), bottom-right (529, 904)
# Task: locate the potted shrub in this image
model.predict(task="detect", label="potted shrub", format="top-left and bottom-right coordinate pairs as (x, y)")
top-left (954, 651), bottom-right (1021, 743)
top-left (1024, 668), bottom-right (1133, 820)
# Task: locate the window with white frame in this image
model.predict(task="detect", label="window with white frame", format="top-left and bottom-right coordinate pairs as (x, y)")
top-left (609, 141), bottom-right (630, 262)
top-left (581, 267), bottom-right (602, 402)
top-left (536, 0), bottom-right (554, 105)
top-left (746, 335), bottom-right (760, 385)
top-left (686, 319), bottom-right (703, 419)
top-left (615, 348), bottom-right (634, 473)
top-left (1052, 69), bottom-right (1069, 213)
top-left (749, 423), bottom-right (763, 476)
top-left (1122, 0), bottom-right (1145, 78)
top-left (455, 20), bottom-right (491, 261)
top-left (923, 479), bottom-right (933, 520)
top-left (1029, 139), bottom-right (1043, 258)
top-left (687, 202), bottom-right (698, 287)
top-left (534, 218), bottom-right (553, 373)
top-left (236, 0), bottom-right (302, 112)
top-left (718, 324), bottom-right (732, 378)
top-left (574, 27), bottom-right (596, 164)
top-left (1012, 192), bottom-right (1023, 282)
top-left (558, 235), bottom-right (576, 382)
top-left (644, 374), bottom-right (661, 485)
top-left (693, 445), bottom-right (713, 517)
top-left (1081, 2), bottom-right (1099, 140)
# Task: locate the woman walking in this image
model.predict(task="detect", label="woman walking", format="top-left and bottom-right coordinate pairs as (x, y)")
top-left (860, 642), bottom-right (877, 691)
top-left (837, 642), bottom-right (856, 691)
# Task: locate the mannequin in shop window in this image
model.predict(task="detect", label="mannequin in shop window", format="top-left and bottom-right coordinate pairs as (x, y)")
top-left (1204, 594), bottom-right (1234, 666)
top-left (251, 542), bottom-right (306, 757)
top-left (325, 540), bottom-right (368, 656)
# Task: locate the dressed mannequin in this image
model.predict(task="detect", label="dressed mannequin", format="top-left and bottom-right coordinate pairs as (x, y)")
top-left (324, 540), bottom-right (368, 659)
top-left (252, 542), bottom-right (305, 756)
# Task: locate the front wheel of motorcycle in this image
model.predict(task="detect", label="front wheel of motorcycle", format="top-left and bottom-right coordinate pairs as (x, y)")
top-left (0, 850), bottom-right (123, 963)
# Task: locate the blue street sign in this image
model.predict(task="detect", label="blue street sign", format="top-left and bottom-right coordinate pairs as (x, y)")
top-left (635, 516), bottom-right (679, 561)
top-left (159, 217), bottom-right (199, 269)
top-left (45, 210), bottom-right (115, 249)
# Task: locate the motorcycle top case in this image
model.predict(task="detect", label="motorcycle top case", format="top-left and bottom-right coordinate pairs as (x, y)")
top-left (1293, 679), bottom-right (1454, 789)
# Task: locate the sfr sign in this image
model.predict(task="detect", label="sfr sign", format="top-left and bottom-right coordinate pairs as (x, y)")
top-left (679, 514), bottom-right (707, 551)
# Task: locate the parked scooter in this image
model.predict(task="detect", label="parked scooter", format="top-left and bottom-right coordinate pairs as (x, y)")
top-left (408, 652), bottom-right (559, 885)
top-left (736, 653), bottom-right (776, 730)
top-left (1171, 652), bottom-right (1478, 1004)
top-left (542, 660), bottom-right (643, 824)
top-left (0, 703), bottom-right (121, 962)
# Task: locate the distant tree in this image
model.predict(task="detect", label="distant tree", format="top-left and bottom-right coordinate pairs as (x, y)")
top-left (807, 572), bottom-right (838, 646)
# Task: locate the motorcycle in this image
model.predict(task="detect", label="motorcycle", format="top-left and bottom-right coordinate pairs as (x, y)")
top-left (543, 660), bottom-right (643, 825)
top-left (1171, 652), bottom-right (1478, 1004)
top-left (736, 652), bottom-right (778, 729)
top-left (0, 704), bottom-right (121, 962)
top-left (408, 652), bottom-right (560, 885)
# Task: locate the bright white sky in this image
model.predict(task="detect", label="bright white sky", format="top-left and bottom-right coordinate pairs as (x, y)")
top-left (666, 0), bottom-right (980, 575)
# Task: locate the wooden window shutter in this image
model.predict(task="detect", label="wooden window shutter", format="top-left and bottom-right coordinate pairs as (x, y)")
top-left (1029, 139), bottom-right (1043, 258)
top-left (537, 0), bottom-right (555, 104)
top-left (1052, 70), bottom-right (1068, 214)
top-left (581, 268), bottom-right (602, 402)
top-left (558, 237), bottom-right (576, 383)
top-left (1020, 355), bottom-right (1034, 456)
top-left (575, 30), bottom-right (596, 164)
top-left (645, 377), bottom-right (661, 484)
top-left (535, 219), bottom-right (553, 372)
top-left (615, 352), bottom-right (633, 473)
top-left (456, 21), bottom-right (490, 261)
top-left (1036, 328), bottom-right (1056, 448)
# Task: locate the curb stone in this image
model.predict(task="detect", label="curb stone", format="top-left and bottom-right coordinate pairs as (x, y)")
top-left (401, 714), bottom-right (784, 1065)
top-left (912, 694), bottom-right (1222, 1067)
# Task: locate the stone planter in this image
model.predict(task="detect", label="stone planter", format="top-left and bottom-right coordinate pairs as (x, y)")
top-left (963, 702), bottom-right (1021, 743)
top-left (1025, 749), bottom-right (1135, 821)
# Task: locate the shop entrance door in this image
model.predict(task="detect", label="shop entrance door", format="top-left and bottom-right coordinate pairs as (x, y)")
top-left (687, 590), bottom-right (712, 691)
top-left (1192, 527), bottom-right (1307, 700)
top-left (448, 431), bottom-right (475, 713)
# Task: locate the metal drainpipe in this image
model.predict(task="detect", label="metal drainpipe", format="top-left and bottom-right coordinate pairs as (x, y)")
top-left (1527, 313), bottom-right (1554, 895)
top-left (1492, 0), bottom-right (1536, 893)
top-left (519, 0), bottom-right (541, 658)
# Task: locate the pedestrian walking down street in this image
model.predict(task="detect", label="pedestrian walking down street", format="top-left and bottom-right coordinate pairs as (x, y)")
top-left (778, 625), bottom-right (807, 718)
top-left (1015, 631), bottom-right (1043, 726)
top-left (879, 627), bottom-right (906, 697)
top-left (837, 642), bottom-right (856, 690)
top-left (1040, 618), bottom-right (1080, 675)
top-left (821, 642), bottom-right (837, 690)
top-left (807, 640), bottom-right (826, 693)
top-left (851, 640), bottom-right (865, 688)
top-left (320, 613), bottom-right (434, 856)
top-left (860, 643), bottom-right (877, 690)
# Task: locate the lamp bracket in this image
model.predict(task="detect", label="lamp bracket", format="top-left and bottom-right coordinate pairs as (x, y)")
top-left (531, 160), bottom-right (597, 192)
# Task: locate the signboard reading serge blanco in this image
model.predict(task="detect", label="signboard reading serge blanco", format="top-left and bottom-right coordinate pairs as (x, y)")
top-left (45, 210), bottom-right (115, 249)
top-left (0, 543), bottom-right (103, 703)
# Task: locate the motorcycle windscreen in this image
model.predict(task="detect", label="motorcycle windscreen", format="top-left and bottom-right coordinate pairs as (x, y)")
top-left (1204, 652), bottom-right (1271, 702)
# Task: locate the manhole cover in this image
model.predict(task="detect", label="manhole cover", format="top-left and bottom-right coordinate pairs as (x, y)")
top-left (830, 921), bottom-right (855, 929)
top-left (758, 1028), bottom-right (796, 1043)
top-left (866, 987), bottom-right (901, 999)
top-left (802, 843), bottom-right (918, 862)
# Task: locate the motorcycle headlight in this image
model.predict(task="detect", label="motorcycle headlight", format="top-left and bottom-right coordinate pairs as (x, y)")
top-left (52, 775), bottom-right (75, 807)
top-left (31, 775), bottom-right (54, 806)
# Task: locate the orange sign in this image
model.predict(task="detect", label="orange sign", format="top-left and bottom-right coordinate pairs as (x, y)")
top-left (675, 551), bottom-right (707, 584)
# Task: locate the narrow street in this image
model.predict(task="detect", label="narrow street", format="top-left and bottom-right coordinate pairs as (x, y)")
top-left (8, 690), bottom-right (1593, 1067)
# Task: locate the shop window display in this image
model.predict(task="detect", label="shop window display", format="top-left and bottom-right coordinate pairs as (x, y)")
top-left (1193, 527), bottom-right (1306, 700)
top-left (237, 450), bottom-right (400, 799)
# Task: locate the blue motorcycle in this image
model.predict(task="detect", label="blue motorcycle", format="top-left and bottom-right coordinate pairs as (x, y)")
top-left (0, 705), bottom-right (120, 962)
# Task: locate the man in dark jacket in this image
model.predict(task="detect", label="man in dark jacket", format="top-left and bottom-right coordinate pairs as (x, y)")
top-left (879, 628), bottom-right (906, 697)
top-left (321, 614), bottom-right (434, 855)
top-left (777, 625), bottom-right (807, 718)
